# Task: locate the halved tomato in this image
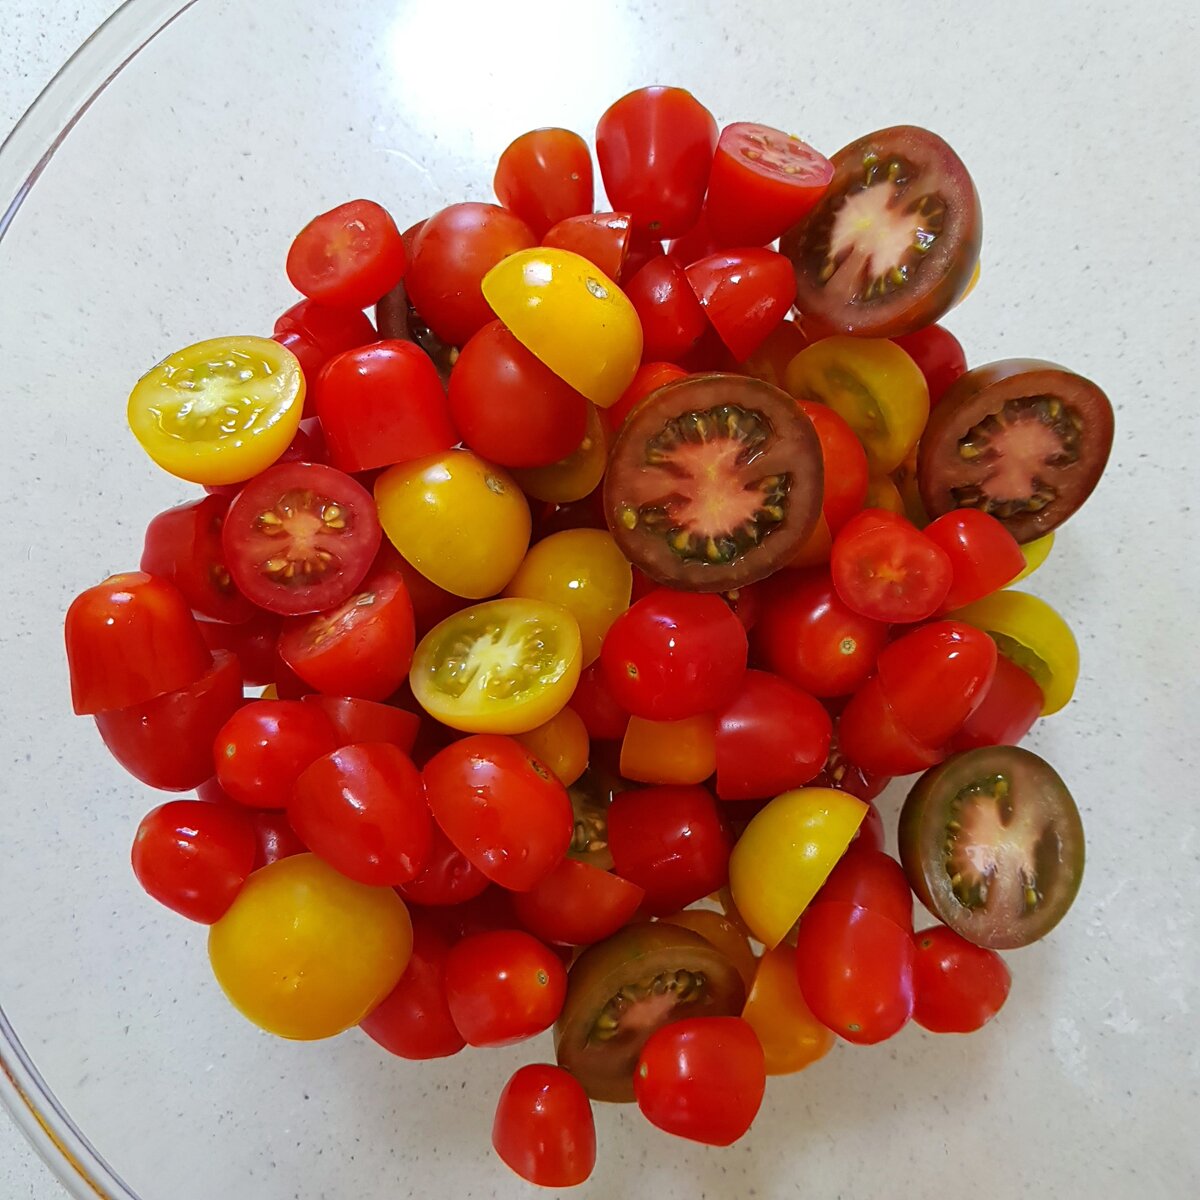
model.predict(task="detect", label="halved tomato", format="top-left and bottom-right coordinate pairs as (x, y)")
top-left (542, 212), bottom-right (632, 280)
top-left (511, 858), bottom-right (645, 947)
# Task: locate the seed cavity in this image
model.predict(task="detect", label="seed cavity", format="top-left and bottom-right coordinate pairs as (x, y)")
top-left (588, 970), bottom-right (709, 1041)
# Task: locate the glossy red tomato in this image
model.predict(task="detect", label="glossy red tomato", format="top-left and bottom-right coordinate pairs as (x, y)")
top-left (511, 857), bottom-right (644, 946)
top-left (621, 230), bottom-right (666, 280)
top-left (836, 676), bottom-right (944, 778)
top-left (397, 819), bottom-right (491, 907)
top-left (606, 785), bottom-right (732, 915)
top-left (794, 901), bottom-right (915, 1044)
top-left (199, 610), bottom-right (281, 686)
top-left (300, 694), bottom-right (418, 752)
top-left (95, 649), bottom-right (243, 791)
top-left (278, 571), bottom-right (415, 701)
top-left (912, 925), bottom-right (1012, 1033)
top-left (600, 589), bottom-right (748, 721)
top-left (246, 808), bottom-right (308, 871)
top-left (406, 203), bottom-right (537, 346)
top-left (131, 799), bottom-right (256, 924)
top-left (492, 1064), bottom-right (596, 1187)
top-left (596, 86), bottom-right (718, 238)
top-left (567, 661), bottom-right (630, 740)
top-left (213, 700), bottom-right (340, 809)
top-left (892, 324), bottom-right (967, 407)
top-left (273, 300), bottom-right (376, 415)
top-left (813, 847), bottom-right (913, 931)
top-left (665, 209), bottom-right (723, 266)
top-left (444, 929), bottom-right (567, 1046)
top-left (794, 400), bottom-right (869, 534)
top-left (422, 735), bottom-right (572, 892)
top-left (949, 655), bottom-right (1043, 752)
top-left (360, 913), bottom-right (465, 1059)
top-left (685, 249), bottom-right (796, 361)
top-left (370, 540), bottom-right (466, 638)
top-left (285, 198), bottom-right (407, 309)
top-left (923, 510), bottom-right (1025, 610)
top-left (634, 1017), bottom-right (765, 1146)
top-left (623, 255), bottom-right (708, 363)
top-left (714, 670), bottom-right (831, 801)
top-left (603, 362), bottom-right (690, 435)
top-left (542, 212), bottom-right (630, 280)
top-left (66, 573), bottom-right (211, 715)
top-left (314, 341), bottom-right (457, 473)
top-left (449, 321), bottom-right (589, 467)
top-left (493, 128), bottom-right (594, 239)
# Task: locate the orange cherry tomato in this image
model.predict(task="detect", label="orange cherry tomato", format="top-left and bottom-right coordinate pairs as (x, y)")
top-left (619, 713), bottom-right (717, 786)
top-left (742, 943), bottom-right (836, 1075)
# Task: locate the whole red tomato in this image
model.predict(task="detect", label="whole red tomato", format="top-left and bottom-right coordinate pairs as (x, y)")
top-left (493, 128), bottom-right (594, 239)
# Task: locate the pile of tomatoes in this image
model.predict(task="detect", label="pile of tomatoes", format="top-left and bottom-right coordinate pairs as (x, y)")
top-left (64, 86), bottom-right (1111, 1186)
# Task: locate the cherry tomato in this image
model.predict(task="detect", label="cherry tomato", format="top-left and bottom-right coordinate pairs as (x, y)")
top-left (223, 461), bottom-right (380, 616)
top-left (620, 713), bottom-right (716, 786)
top-left (795, 399), bottom-right (869, 534)
top-left (199, 610), bottom-right (280, 686)
top-left (600, 588), bottom-right (748, 721)
top-left (444, 930), bottom-right (566, 1046)
top-left (208, 853), bottom-right (412, 1040)
top-left (273, 299), bottom-right (376, 412)
top-left (714, 669), bottom-right (831, 801)
top-left (449, 320), bottom-right (588, 468)
top-left (511, 857), bottom-right (644, 946)
top-left (66, 573), bottom-right (211, 715)
top-left (360, 912), bottom-right (464, 1059)
top-left (131, 799), bottom-right (256, 924)
top-left (127, 336), bottom-right (304, 486)
top-left (685, 248), bottom-right (795, 361)
top-left (494, 128), bottom-right (594, 239)
top-left (397, 820), bottom-right (490, 908)
top-left (831, 508), bottom-right (952, 623)
top-left (892, 324), bottom-right (967, 407)
top-left (923, 510), bottom-right (1025, 610)
top-left (375, 450), bottom-right (530, 600)
top-left (406, 202), bottom-right (536, 346)
top-left (623, 255), bottom-right (708, 363)
top-left (737, 318), bottom-right (812, 391)
top-left (542, 211), bottom-right (631, 280)
top-left (912, 924), bottom-right (1012, 1033)
top-left (607, 785), bottom-right (731, 915)
top-left (741, 944), bottom-right (835, 1075)
top-left (492, 1064), bottom-right (596, 1187)
top-left (634, 1017), bottom-right (764, 1146)
top-left (567, 660), bottom-right (630, 741)
top-left (603, 361), bottom-right (689, 434)
top-left (213, 699), bottom-right (340, 809)
top-left (95, 650), bottom-right (242, 791)
top-left (658, 909), bottom-right (757, 992)
top-left (665, 208), bottom-right (723, 266)
top-left (245, 808), bottom-right (308, 871)
top-left (596, 86), bottom-right (718, 238)
top-left (422, 734), bottom-right (572, 892)
top-left (621, 229), bottom-right (667, 279)
top-left (512, 403), bottom-right (609, 504)
top-left (514, 706), bottom-right (590, 787)
top-left (813, 847), bottom-right (913, 931)
top-left (753, 568), bottom-right (888, 697)
top-left (949, 654), bottom-right (1043, 752)
top-left (794, 900), bottom-right (914, 1043)
top-left (836, 675), bottom-right (946, 778)
top-left (369, 545), bottom-right (466, 644)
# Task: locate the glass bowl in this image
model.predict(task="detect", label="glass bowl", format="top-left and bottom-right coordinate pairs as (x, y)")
top-left (1, 1), bottom-right (1195, 1196)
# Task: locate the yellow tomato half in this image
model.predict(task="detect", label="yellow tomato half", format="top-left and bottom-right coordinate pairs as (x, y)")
top-left (512, 403), bottom-right (608, 504)
top-left (1011, 531), bottom-right (1055, 584)
top-left (742, 944), bottom-right (836, 1075)
top-left (515, 706), bottom-right (590, 787)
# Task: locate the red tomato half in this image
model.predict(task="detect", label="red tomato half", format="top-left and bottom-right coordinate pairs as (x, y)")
top-left (492, 1065), bottom-right (596, 1188)
top-left (685, 248), bottom-right (796, 362)
top-left (542, 212), bottom-right (631, 280)
top-left (602, 362), bottom-right (689, 435)
top-left (623, 255), bottom-right (708, 363)
top-left (371, 540), bottom-right (466, 638)
top-left (795, 400), bottom-right (869, 534)
top-left (397, 819), bottom-right (491, 908)
top-left (511, 858), bottom-right (644, 946)
top-left (948, 654), bottom-right (1043, 752)
top-left (567, 661), bottom-right (630, 740)
top-left (892, 324), bottom-right (967, 407)
top-left (301, 694), bottom-right (419, 753)
top-left (923, 510), bottom-right (1025, 610)
top-left (813, 847), bottom-right (913, 931)
top-left (247, 808), bottom-right (308, 871)
top-left (912, 925), bottom-right (1012, 1033)
top-left (273, 300), bottom-right (376, 415)
top-left (494, 128), bottom-right (594, 239)
top-left (199, 610), bottom-right (280, 686)
top-left (836, 676), bottom-right (944, 778)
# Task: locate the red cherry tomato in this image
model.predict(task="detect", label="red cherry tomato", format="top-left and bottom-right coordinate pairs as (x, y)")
top-left (300, 694), bottom-right (418, 752)
top-left (444, 929), bottom-right (567, 1046)
top-left (449, 321), bottom-right (589, 467)
top-left (666, 209), bottom-right (723, 267)
top-left (422, 735), bottom-right (573, 892)
top-left (66, 573), bottom-right (211, 715)
top-left (567, 660), bottom-right (630, 740)
top-left (418, 885), bottom-right (521, 944)
top-left (371, 540), bottom-right (466, 638)
top-left (794, 901), bottom-right (915, 1044)
top-left (596, 86), bottom-right (718, 238)
top-left (492, 1064), bottom-right (596, 1188)
top-left (813, 847), bottom-right (913, 931)
top-left (199, 611), bottom-right (281, 686)
top-left (314, 341), bottom-right (457, 473)
top-left (836, 676), bottom-right (945, 778)
top-left (602, 361), bottom-right (689, 435)
top-left (406, 202), bottom-right (537, 346)
top-left (246, 808), bottom-right (308, 870)
top-left (360, 913), bottom-right (465, 1059)
top-left (685, 249), bottom-right (796, 362)
top-left (600, 589), bottom-right (748, 721)
top-left (623, 255), bottom-right (708, 363)
top-left (606, 785), bottom-right (732, 915)
top-left (634, 1017), bottom-right (765, 1146)
top-left (830, 508), bottom-right (952, 623)
top-left (912, 924), bottom-right (1013, 1033)
top-left (892, 324), bottom-right (967, 407)
top-left (273, 300), bottom-right (376, 415)
top-left (949, 655), bottom-right (1043, 752)
top-left (714, 670), bottom-right (831, 801)
top-left (923, 510), bottom-right (1025, 610)
top-left (95, 649), bottom-right (243, 791)
top-left (397, 819), bottom-right (491, 908)
top-left (213, 699), bottom-right (340, 809)
top-left (493, 128), bottom-right (594, 239)
top-left (542, 211), bottom-right (631, 280)
top-left (621, 230), bottom-right (666, 280)
top-left (795, 400), bottom-right (869, 534)
top-left (511, 858), bottom-right (644, 946)
top-left (131, 799), bottom-right (256, 924)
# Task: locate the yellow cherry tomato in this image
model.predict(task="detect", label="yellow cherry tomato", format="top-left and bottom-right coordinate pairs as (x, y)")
top-left (742, 944), bottom-right (836, 1075)
top-left (410, 598), bottom-right (582, 734)
top-left (128, 336), bottom-right (304, 485)
top-left (512, 404), bottom-right (608, 503)
top-left (863, 474), bottom-right (907, 517)
top-left (729, 787), bottom-right (866, 949)
top-left (504, 528), bottom-right (632, 664)
top-left (949, 589), bottom-right (1078, 716)
top-left (208, 854), bottom-right (412, 1041)
top-left (1010, 531), bottom-right (1055, 584)
top-left (375, 450), bottom-right (530, 599)
top-left (515, 705), bottom-right (590, 786)
top-left (482, 248), bottom-right (642, 408)
top-left (786, 337), bottom-right (930, 475)
top-left (660, 908), bottom-right (758, 991)
top-left (620, 713), bottom-right (717, 786)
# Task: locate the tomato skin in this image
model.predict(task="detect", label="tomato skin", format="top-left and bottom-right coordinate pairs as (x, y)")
top-left (892, 324), bottom-right (966, 407)
top-left (131, 799), bottom-right (256, 924)
top-left (397, 819), bottom-right (491, 908)
top-left (623, 255), bottom-right (708, 363)
top-left (714, 670), bottom-right (831, 801)
top-left (511, 857), bottom-right (645, 946)
top-left (492, 1064), bottom-right (596, 1188)
top-left (66, 573), bottom-right (212, 715)
top-left (274, 299), bottom-right (376, 363)
top-left (685, 248), bottom-right (796, 361)
top-left (199, 611), bottom-right (280, 686)
top-left (813, 847), bottom-right (913, 932)
top-left (596, 86), bottom-right (718, 238)
top-left (514, 706), bottom-right (590, 787)
top-left (600, 589), bottom-right (748, 721)
top-left (494, 128), bottom-right (594, 239)
top-left (542, 211), bottom-right (630, 281)
top-left (360, 913), bottom-right (465, 1059)
top-left (444, 929), bottom-right (567, 1046)
top-left (246, 808), bottom-right (308, 871)
top-left (606, 785), bottom-right (732, 915)
top-left (567, 661), bottom-right (630, 740)
top-left (603, 361), bottom-right (689, 435)
top-left (949, 654), bottom-right (1043, 752)
top-left (95, 650), bottom-right (243, 792)
top-left (422, 735), bottom-right (572, 892)
top-left (795, 400), bottom-right (869, 534)
top-left (620, 713), bottom-right (716, 786)
top-left (794, 901), bottom-right (915, 1044)
top-left (407, 202), bottom-right (537, 346)
top-left (634, 1017), bottom-right (765, 1146)
top-left (213, 700), bottom-right (340, 810)
top-left (912, 924), bottom-right (1012, 1033)
top-left (741, 944), bottom-right (835, 1076)
top-left (836, 676), bottom-right (945, 778)
top-left (923, 510), bottom-right (1025, 610)
top-left (301, 695), bottom-right (418, 753)
top-left (753, 569), bottom-right (888, 697)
